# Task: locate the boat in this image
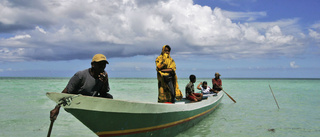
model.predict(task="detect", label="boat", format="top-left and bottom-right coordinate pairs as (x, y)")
top-left (46, 92), bottom-right (224, 137)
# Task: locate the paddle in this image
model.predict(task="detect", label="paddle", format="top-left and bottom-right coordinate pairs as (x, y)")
top-left (222, 89), bottom-right (236, 103)
top-left (47, 119), bottom-right (55, 137)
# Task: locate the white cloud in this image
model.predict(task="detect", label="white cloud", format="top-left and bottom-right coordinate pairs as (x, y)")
top-left (309, 29), bottom-right (320, 40)
top-left (35, 26), bottom-right (47, 34)
top-left (221, 10), bottom-right (267, 21)
top-left (0, 68), bottom-right (13, 72)
top-left (265, 26), bottom-right (294, 44)
top-left (8, 34), bottom-right (31, 40)
top-left (0, 48), bottom-right (26, 62)
top-left (290, 61), bottom-right (299, 68)
top-left (309, 22), bottom-right (320, 49)
top-left (309, 22), bottom-right (320, 39)
top-left (0, 0), bottom-right (309, 62)
top-left (311, 22), bottom-right (320, 29)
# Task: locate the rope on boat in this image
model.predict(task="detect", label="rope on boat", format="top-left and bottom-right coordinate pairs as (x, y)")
top-left (57, 95), bottom-right (79, 106)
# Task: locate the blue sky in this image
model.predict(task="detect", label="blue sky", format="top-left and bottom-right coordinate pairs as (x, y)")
top-left (0, 0), bottom-right (319, 78)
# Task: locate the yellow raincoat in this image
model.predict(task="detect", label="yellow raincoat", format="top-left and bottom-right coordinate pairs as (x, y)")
top-left (155, 45), bottom-right (183, 103)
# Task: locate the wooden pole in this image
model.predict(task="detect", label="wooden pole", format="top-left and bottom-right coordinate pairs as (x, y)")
top-left (47, 120), bottom-right (54, 137)
top-left (222, 89), bottom-right (236, 103)
top-left (269, 85), bottom-right (280, 109)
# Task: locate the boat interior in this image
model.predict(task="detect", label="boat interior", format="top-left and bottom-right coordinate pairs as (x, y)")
top-left (174, 93), bottom-right (217, 104)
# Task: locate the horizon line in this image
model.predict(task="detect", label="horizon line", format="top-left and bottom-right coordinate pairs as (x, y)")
top-left (1, 76), bottom-right (319, 80)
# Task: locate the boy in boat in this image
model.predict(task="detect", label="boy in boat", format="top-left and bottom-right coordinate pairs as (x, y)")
top-left (212, 72), bottom-right (223, 93)
top-left (185, 74), bottom-right (203, 102)
top-left (197, 81), bottom-right (216, 95)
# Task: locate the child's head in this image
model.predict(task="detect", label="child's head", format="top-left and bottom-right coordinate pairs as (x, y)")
top-left (202, 81), bottom-right (207, 87)
top-left (189, 74), bottom-right (196, 83)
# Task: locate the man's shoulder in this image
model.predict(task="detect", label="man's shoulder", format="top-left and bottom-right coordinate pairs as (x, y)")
top-left (213, 78), bottom-right (221, 81)
top-left (76, 68), bottom-right (89, 73)
top-left (74, 68), bottom-right (90, 77)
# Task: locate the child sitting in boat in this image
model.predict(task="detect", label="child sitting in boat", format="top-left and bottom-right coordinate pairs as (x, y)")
top-left (197, 81), bottom-right (217, 95)
top-left (185, 75), bottom-right (203, 102)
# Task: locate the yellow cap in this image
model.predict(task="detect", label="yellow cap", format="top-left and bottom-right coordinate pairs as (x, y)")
top-left (92, 54), bottom-right (109, 64)
top-left (215, 72), bottom-right (221, 76)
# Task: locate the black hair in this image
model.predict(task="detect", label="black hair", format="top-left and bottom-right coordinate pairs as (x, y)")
top-left (189, 74), bottom-right (196, 81)
top-left (202, 81), bottom-right (207, 86)
top-left (164, 45), bottom-right (171, 52)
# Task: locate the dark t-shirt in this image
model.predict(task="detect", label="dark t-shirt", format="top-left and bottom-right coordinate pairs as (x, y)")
top-left (66, 68), bottom-right (109, 96)
top-left (185, 82), bottom-right (194, 97)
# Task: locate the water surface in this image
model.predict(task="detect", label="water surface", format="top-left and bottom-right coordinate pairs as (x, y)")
top-left (0, 78), bottom-right (319, 137)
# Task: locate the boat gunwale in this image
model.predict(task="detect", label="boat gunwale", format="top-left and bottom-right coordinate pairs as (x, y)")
top-left (46, 92), bottom-right (224, 113)
top-left (46, 92), bottom-right (224, 137)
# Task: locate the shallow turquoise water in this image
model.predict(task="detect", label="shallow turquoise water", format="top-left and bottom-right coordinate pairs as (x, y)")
top-left (0, 78), bottom-right (319, 137)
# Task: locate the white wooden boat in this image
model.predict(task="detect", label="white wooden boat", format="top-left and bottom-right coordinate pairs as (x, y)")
top-left (47, 92), bottom-right (224, 136)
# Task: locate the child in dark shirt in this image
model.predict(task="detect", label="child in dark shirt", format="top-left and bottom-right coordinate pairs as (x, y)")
top-left (185, 75), bottom-right (203, 102)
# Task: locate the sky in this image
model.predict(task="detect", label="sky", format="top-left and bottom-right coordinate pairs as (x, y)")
top-left (0, 0), bottom-right (319, 78)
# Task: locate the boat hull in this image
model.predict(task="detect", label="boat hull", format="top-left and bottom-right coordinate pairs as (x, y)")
top-left (47, 92), bottom-right (223, 137)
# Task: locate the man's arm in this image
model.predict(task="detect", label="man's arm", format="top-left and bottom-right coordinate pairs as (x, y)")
top-left (212, 79), bottom-right (217, 86)
top-left (62, 87), bottom-right (68, 93)
top-left (50, 87), bottom-right (67, 121)
top-left (50, 73), bottom-right (78, 121)
top-left (98, 72), bottom-right (110, 97)
top-left (160, 68), bottom-right (173, 73)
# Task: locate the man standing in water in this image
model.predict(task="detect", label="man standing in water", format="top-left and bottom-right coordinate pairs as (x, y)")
top-left (50, 54), bottom-right (113, 121)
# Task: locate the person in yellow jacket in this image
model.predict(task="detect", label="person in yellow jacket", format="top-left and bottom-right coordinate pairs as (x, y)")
top-left (155, 45), bottom-right (182, 103)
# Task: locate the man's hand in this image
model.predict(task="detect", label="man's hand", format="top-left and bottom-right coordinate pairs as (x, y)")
top-left (98, 72), bottom-right (108, 83)
top-left (50, 105), bottom-right (61, 121)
